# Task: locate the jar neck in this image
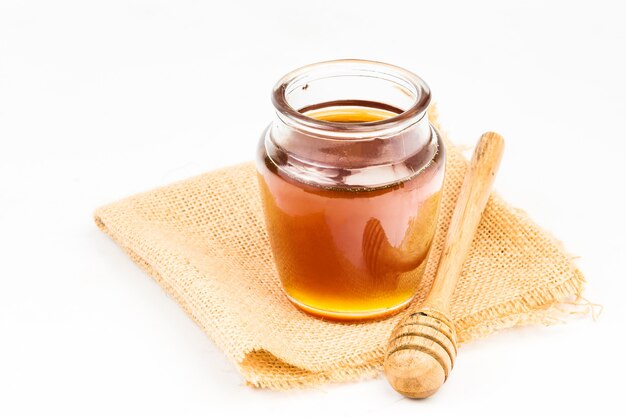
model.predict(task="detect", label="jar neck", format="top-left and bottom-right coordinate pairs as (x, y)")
top-left (272, 59), bottom-right (431, 140)
top-left (264, 60), bottom-right (438, 189)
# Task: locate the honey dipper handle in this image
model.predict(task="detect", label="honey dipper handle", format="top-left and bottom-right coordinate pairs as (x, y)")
top-left (384, 132), bottom-right (504, 399)
top-left (423, 132), bottom-right (504, 313)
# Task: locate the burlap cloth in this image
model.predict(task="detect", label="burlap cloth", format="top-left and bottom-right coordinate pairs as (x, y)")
top-left (94, 112), bottom-right (587, 389)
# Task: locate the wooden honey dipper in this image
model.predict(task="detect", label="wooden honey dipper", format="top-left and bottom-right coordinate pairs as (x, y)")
top-left (384, 132), bottom-right (505, 398)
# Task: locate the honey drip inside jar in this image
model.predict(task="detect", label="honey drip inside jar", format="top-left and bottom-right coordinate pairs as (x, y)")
top-left (257, 101), bottom-right (445, 320)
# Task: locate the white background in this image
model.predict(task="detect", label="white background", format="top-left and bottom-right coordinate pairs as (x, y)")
top-left (1, 1), bottom-right (625, 415)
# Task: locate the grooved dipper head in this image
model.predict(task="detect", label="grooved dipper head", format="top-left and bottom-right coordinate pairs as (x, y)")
top-left (384, 309), bottom-right (458, 398)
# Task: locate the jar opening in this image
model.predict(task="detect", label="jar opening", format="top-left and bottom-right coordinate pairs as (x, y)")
top-left (272, 59), bottom-right (431, 138)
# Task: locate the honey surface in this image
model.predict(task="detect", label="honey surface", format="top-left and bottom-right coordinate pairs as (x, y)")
top-left (304, 106), bottom-right (399, 123)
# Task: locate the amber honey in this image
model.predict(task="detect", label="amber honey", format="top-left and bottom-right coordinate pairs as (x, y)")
top-left (257, 102), bottom-right (445, 320)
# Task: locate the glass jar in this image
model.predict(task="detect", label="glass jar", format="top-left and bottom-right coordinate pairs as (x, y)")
top-left (256, 60), bottom-right (445, 320)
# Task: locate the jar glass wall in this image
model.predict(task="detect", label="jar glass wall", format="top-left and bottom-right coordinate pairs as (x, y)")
top-left (257, 60), bottom-right (445, 320)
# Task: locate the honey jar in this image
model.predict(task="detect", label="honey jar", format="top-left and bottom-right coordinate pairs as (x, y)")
top-left (257, 60), bottom-right (445, 320)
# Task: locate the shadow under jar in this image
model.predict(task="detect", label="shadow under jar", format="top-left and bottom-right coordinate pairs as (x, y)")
top-left (257, 60), bottom-right (445, 320)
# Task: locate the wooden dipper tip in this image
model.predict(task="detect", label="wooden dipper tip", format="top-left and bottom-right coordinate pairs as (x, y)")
top-left (384, 132), bottom-right (505, 398)
top-left (385, 309), bottom-right (457, 398)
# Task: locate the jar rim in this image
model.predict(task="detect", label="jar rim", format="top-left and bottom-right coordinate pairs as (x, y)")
top-left (271, 59), bottom-right (431, 136)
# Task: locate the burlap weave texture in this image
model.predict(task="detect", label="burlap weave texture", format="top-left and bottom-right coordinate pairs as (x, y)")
top-left (94, 113), bottom-right (586, 389)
